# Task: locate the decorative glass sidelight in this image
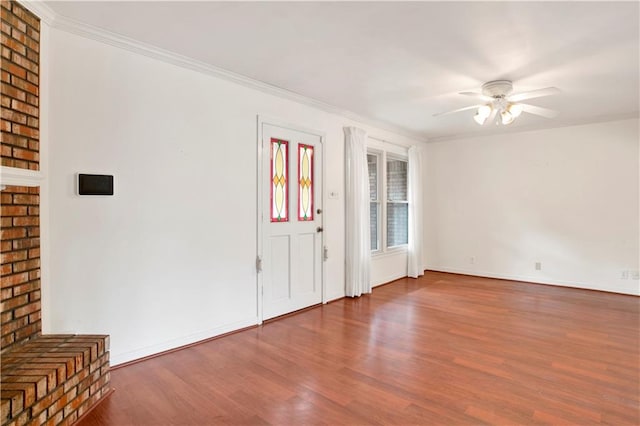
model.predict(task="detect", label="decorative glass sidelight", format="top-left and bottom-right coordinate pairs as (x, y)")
top-left (298, 143), bottom-right (314, 221)
top-left (271, 138), bottom-right (289, 222)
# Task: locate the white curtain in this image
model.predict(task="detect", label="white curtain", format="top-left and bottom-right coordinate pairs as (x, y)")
top-left (344, 127), bottom-right (371, 297)
top-left (407, 145), bottom-right (425, 278)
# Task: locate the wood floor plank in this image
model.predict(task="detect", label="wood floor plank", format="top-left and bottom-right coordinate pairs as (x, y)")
top-left (78, 272), bottom-right (640, 425)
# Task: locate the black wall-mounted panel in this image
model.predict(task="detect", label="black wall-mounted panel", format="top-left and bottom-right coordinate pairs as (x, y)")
top-left (78, 174), bottom-right (114, 195)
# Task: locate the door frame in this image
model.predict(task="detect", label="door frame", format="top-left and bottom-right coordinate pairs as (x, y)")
top-left (256, 115), bottom-right (327, 324)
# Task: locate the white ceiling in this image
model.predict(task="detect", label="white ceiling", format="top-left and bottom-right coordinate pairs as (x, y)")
top-left (45, 1), bottom-right (639, 141)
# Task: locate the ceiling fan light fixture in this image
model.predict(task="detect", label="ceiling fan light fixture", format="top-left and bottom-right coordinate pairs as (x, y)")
top-left (477, 105), bottom-right (492, 118)
top-left (473, 112), bottom-right (487, 125)
top-left (501, 110), bottom-right (514, 125)
top-left (473, 104), bottom-right (492, 125)
top-left (507, 103), bottom-right (524, 118)
top-left (434, 80), bottom-right (560, 126)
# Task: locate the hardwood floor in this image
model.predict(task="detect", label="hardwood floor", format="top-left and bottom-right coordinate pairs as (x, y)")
top-left (79, 272), bottom-right (640, 425)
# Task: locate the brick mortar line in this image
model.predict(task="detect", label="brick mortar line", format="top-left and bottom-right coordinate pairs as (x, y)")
top-left (1, 91), bottom-right (41, 109)
top-left (0, 116), bottom-right (40, 126)
top-left (1, 95), bottom-right (40, 106)
top-left (1, 42), bottom-right (39, 57)
top-left (1, 138), bottom-right (40, 145)
top-left (0, 237), bottom-right (40, 241)
top-left (1, 29), bottom-right (41, 52)
top-left (0, 120), bottom-right (40, 130)
top-left (7, 310), bottom-right (42, 319)
top-left (0, 118), bottom-right (40, 129)
top-left (0, 102), bottom-right (40, 112)
top-left (1, 142), bottom-right (41, 151)
top-left (1, 275), bottom-right (41, 283)
top-left (4, 323), bottom-right (42, 340)
top-left (1, 141), bottom-right (41, 148)
top-left (9, 48), bottom-right (39, 65)
top-left (5, 59), bottom-right (39, 78)
top-left (0, 57), bottom-right (40, 78)
top-left (4, 72), bottom-right (41, 85)
top-left (7, 73), bottom-right (42, 88)
top-left (2, 291), bottom-right (41, 299)
top-left (1, 147), bottom-right (40, 155)
top-left (0, 71), bottom-right (40, 86)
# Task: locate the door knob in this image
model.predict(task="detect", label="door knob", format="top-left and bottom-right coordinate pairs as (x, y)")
top-left (316, 227), bottom-right (323, 233)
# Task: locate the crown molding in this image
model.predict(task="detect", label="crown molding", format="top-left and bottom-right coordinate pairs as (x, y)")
top-left (19, 0), bottom-right (56, 24)
top-left (30, 6), bottom-right (428, 144)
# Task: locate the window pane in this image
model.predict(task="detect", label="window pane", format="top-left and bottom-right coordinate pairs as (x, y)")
top-left (270, 138), bottom-right (289, 222)
top-left (298, 143), bottom-right (314, 221)
top-left (387, 159), bottom-right (407, 201)
top-left (387, 202), bottom-right (408, 247)
top-left (370, 202), bottom-right (378, 251)
top-left (367, 154), bottom-right (378, 201)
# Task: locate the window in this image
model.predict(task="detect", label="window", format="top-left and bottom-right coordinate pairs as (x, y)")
top-left (367, 150), bottom-right (408, 252)
top-left (386, 158), bottom-right (408, 247)
top-left (367, 154), bottom-right (380, 251)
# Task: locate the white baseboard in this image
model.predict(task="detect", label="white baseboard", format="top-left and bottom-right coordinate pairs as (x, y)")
top-left (325, 292), bottom-right (346, 303)
top-left (110, 317), bottom-right (259, 366)
top-left (372, 272), bottom-right (407, 288)
top-left (426, 266), bottom-right (640, 296)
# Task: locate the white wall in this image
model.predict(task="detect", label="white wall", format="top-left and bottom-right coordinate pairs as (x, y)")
top-left (45, 29), bottom-right (421, 365)
top-left (424, 118), bottom-right (640, 295)
top-left (45, 17), bottom-right (636, 368)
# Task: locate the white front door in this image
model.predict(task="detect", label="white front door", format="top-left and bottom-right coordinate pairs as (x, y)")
top-left (260, 122), bottom-right (323, 320)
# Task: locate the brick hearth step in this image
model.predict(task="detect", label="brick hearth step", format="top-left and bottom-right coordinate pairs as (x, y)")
top-left (1, 334), bottom-right (111, 426)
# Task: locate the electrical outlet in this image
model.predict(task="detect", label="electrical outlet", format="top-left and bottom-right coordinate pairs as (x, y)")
top-left (535, 262), bottom-right (542, 271)
top-left (470, 256), bottom-right (475, 265)
top-left (631, 270), bottom-right (640, 280)
top-left (621, 270), bottom-right (629, 280)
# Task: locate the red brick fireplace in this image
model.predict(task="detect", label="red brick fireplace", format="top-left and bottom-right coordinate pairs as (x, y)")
top-left (1, 2), bottom-right (111, 424)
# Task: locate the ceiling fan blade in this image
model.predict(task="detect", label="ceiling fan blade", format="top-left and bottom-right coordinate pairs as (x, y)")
top-left (520, 103), bottom-right (559, 118)
top-left (483, 107), bottom-right (497, 125)
top-left (509, 87), bottom-right (560, 102)
top-left (432, 105), bottom-right (481, 117)
top-left (459, 92), bottom-right (494, 102)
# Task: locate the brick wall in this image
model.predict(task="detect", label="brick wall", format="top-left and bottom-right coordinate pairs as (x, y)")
top-left (1, 0), bottom-right (41, 353)
top-left (1, 0), bottom-right (40, 171)
top-left (1, 185), bottom-right (41, 352)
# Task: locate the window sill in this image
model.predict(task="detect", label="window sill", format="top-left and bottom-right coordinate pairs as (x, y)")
top-left (372, 245), bottom-right (408, 259)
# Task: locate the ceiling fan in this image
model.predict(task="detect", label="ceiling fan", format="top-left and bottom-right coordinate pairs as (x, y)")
top-left (434, 80), bottom-right (560, 126)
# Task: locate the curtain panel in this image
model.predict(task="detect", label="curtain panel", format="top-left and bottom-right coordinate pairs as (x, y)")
top-left (408, 145), bottom-right (425, 278)
top-left (344, 127), bottom-right (371, 297)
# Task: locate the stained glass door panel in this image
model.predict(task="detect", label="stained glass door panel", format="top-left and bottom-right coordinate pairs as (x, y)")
top-left (298, 144), bottom-right (314, 221)
top-left (270, 138), bottom-right (289, 222)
